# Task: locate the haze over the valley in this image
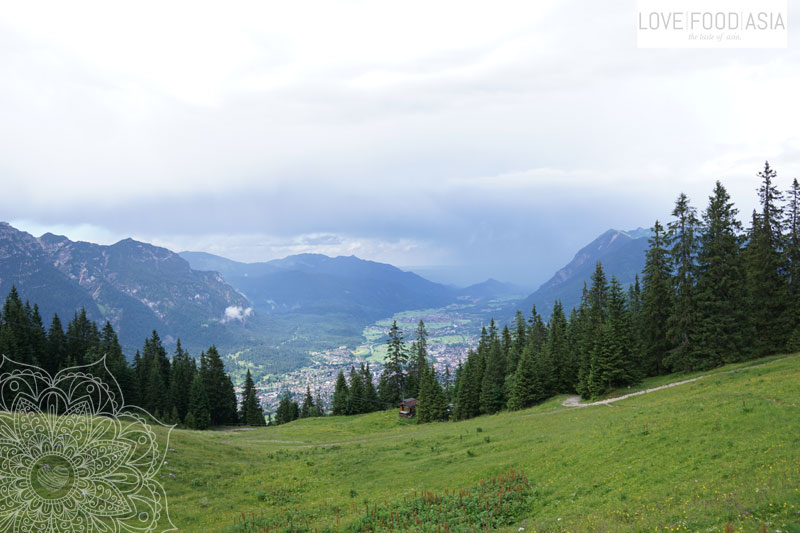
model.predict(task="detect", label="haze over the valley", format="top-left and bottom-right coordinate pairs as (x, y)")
top-left (2, 1), bottom-right (799, 285)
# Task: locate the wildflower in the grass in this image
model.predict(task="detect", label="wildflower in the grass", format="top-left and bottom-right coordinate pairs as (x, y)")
top-left (0, 357), bottom-right (175, 532)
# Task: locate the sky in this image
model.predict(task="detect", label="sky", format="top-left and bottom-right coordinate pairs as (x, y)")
top-left (2, 1), bottom-right (799, 287)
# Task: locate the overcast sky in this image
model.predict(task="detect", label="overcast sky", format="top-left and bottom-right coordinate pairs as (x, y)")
top-left (2, 1), bottom-right (799, 286)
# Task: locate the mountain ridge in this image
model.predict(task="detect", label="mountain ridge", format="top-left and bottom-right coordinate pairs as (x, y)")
top-left (0, 222), bottom-right (251, 355)
top-left (518, 227), bottom-right (650, 318)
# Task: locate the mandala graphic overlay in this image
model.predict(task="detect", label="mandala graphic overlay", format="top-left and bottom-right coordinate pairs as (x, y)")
top-left (0, 356), bottom-right (176, 532)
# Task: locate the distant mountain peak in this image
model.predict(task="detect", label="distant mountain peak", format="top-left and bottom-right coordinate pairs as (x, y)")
top-left (518, 227), bottom-right (649, 319)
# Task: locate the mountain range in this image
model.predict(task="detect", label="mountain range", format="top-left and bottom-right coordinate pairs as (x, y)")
top-left (0, 221), bottom-right (649, 370)
top-left (0, 222), bottom-right (252, 355)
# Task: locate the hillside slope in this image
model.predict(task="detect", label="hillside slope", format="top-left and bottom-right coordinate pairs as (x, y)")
top-left (519, 228), bottom-right (650, 318)
top-left (0, 222), bottom-right (251, 354)
top-left (156, 353), bottom-right (800, 532)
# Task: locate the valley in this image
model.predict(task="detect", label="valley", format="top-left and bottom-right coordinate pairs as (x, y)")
top-left (242, 299), bottom-right (524, 413)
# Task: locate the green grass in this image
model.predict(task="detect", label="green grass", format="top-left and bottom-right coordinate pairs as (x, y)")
top-left (152, 354), bottom-right (800, 530)
top-left (366, 344), bottom-right (389, 363)
top-left (429, 334), bottom-right (467, 345)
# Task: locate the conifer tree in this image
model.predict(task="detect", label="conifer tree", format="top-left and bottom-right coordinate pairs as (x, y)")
top-left (454, 350), bottom-right (482, 419)
top-left (300, 385), bottom-right (315, 419)
top-left (479, 333), bottom-right (506, 414)
top-left (332, 370), bottom-right (349, 415)
top-left (547, 300), bottom-right (572, 393)
top-left (169, 340), bottom-right (196, 423)
top-left (313, 390), bottom-right (325, 416)
top-left (404, 320), bottom-right (429, 399)
top-left (694, 181), bottom-right (747, 367)
top-left (65, 308), bottom-right (99, 367)
top-left (139, 330), bottom-right (170, 415)
top-left (275, 392), bottom-right (298, 425)
top-left (641, 220), bottom-right (673, 375)
top-left (27, 304), bottom-right (47, 368)
top-left (348, 365), bottom-right (365, 414)
top-left (382, 320), bottom-right (407, 405)
top-left (92, 321), bottom-right (137, 405)
top-left (200, 345), bottom-right (237, 426)
top-left (0, 286), bottom-right (30, 364)
top-left (360, 363), bottom-right (378, 413)
top-left (508, 344), bottom-right (544, 410)
top-left (507, 310), bottom-right (527, 375)
top-left (745, 162), bottom-right (788, 354)
top-left (785, 178), bottom-right (800, 329)
top-left (605, 276), bottom-right (635, 385)
top-left (188, 373), bottom-right (211, 430)
top-left (241, 369), bottom-right (265, 425)
top-left (45, 314), bottom-right (67, 375)
top-left (665, 193), bottom-right (700, 372)
top-left (587, 325), bottom-right (622, 398)
top-left (417, 364), bottom-right (448, 423)
top-left (578, 265), bottom-right (609, 395)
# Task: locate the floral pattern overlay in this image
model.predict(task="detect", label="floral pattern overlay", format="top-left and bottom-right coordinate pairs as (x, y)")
top-left (0, 357), bottom-right (175, 532)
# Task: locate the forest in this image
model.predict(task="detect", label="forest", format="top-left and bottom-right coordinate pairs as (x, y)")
top-left (0, 294), bottom-right (265, 429)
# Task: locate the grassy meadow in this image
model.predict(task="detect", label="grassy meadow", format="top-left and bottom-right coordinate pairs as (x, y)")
top-left (153, 354), bottom-right (800, 532)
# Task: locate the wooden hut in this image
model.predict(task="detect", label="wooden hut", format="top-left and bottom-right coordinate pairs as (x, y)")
top-left (399, 398), bottom-right (418, 418)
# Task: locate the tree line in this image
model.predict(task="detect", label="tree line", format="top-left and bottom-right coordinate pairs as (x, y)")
top-left (450, 161), bottom-right (799, 419)
top-left (329, 320), bottom-right (451, 423)
top-left (0, 289), bottom-right (265, 429)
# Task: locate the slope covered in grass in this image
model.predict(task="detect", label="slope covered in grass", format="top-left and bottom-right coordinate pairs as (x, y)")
top-left (156, 354), bottom-right (800, 532)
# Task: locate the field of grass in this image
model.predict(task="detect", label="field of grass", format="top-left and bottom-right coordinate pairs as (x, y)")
top-left (429, 334), bottom-right (468, 345)
top-left (365, 344), bottom-right (388, 363)
top-left (153, 354), bottom-right (799, 531)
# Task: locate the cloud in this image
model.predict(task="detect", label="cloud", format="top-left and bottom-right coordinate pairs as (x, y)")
top-left (1, 1), bottom-right (799, 286)
top-left (222, 306), bottom-right (253, 323)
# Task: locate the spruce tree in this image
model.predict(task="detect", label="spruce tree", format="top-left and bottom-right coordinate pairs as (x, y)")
top-left (275, 392), bottom-right (296, 425)
top-left (694, 181), bottom-right (747, 367)
top-left (417, 364), bottom-right (448, 423)
top-left (300, 385), bottom-right (314, 419)
top-left (241, 369), bottom-right (265, 425)
top-left (454, 350), bottom-right (482, 419)
top-left (65, 308), bottom-right (99, 367)
top-left (605, 276), bottom-right (635, 386)
top-left (169, 340), bottom-right (196, 423)
top-left (745, 162), bottom-right (789, 354)
top-left (479, 333), bottom-right (506, 414)
top-left (405, 320), bottom-right (429, 399)
top-left (508, 345), bottom-right (544, 410)
top-left (785, 178), bottom-right (800, 330)
top-left (139, 330), bottom-right (170, 415)
top-left (578, 264), bottom-right (608, 395)
top-left (641, 220), bottom-right (673, 376)
top-left (93, 321), bottom-right (137, 406)
top-left (360, 363), bottom-right (378, 413)
top-left (348, 365), bottom-right (365, 414)
top-left (332, 370), bottom-right (349, 415)
top-left (665, 193), bottom-right (699, 372)
top-left (200, 345), bottom-right (237, 426)
top-left (45, 314), bottom-right (67, 375)
top-left (188, 373), bottom-right (211, 430)
top-left (382, 321), bottom-right (407, 405)
top-left (547, 300), bottom-right (572, 393)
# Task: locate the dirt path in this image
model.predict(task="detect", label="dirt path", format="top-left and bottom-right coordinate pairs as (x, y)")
top-left (561, 358), bottom-right (784, 408)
